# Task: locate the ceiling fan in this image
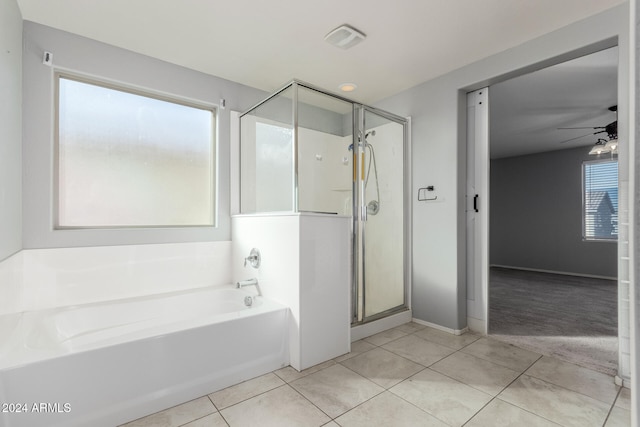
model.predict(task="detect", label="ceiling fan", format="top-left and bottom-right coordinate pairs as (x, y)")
top-left (558, 105), bottom-right (617, 144)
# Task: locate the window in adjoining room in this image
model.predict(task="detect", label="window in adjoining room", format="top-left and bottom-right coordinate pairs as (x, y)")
top-left (583, 159), bottom-right (618, 241)
top-left (56, 74), bottom-right (216, 228)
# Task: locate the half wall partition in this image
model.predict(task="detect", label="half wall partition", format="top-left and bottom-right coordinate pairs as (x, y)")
top-left (240, 81), bottom-right (409, 324)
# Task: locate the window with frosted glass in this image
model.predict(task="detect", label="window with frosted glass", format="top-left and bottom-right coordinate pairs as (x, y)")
top-left (583, 160), bottom-right (618, 241)
top-left (56, 75), bottom-right (215, 228)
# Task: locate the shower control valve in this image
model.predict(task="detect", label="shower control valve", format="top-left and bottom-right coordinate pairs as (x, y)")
top-left (244, 248), bottom-right (261, 269)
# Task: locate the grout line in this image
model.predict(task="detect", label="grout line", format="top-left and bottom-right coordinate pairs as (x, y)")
top-left (601, 387), bottom-right (623, 427)
top-left (205, 372), bottom-right (288, 412)
top-left (459, 353), bottom-right (567, 427)
top-left (454, 344), bottom-right (543, 426)
top-left (487, 352), bottom-right (615, 426)
top-left (339, 333), bottom-right (470, 423)
top-left (386, 388), bottom-right (451, 426)
top-left (328, 388), bottom-right (386, 424)
top-left (337, 345), bottom-right (430, 387)
top-left (342, 334), bottom-right (480, 426)
top-left (489, 333), bottom-right (618, 377)
top-left (522, 368), bottom-right (623, 406)
top-left (176, 411), bottom-right (228, 427)
top-left (216, 408), bottom-right (232, 427)
top-left (460, 395), bottom-right (563, 427)
top-left (286, 382), bottom-right (341, 422)
top-left (206, 394), bottom-right (218, 412)
top-left (331, 352), bottom-right (429, 423)
top-left (383, 337), bottom-right (563, 427)
top-left (459, 396), bottom-right (497, 426)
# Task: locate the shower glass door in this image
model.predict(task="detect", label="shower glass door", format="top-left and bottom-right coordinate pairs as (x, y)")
top-left (355, 107), bottom-right (407, 322)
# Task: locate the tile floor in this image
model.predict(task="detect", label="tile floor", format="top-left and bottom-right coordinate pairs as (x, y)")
top-left (121, 323), bottom-right (631, 427)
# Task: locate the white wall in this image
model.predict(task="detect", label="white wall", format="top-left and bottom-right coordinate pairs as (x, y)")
top-left (298, 128), bottom-right (349, 214)
top-left (22, 22), bottom-right (267, 249)
top-left (375, 5), bottom-right (629, 330)
top-left (0, 0), bottom-right (22, 261)
top-left (240, 120), bottom-right (351, 215)
top-left (231, 213), bottom-right (351, 370)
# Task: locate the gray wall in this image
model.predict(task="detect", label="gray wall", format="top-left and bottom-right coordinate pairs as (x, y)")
top-left (374, 5), bottom-right (628, 329)
top-left (490, 147), bottom-right (617, 278)
top-left (0, 0), bottom-right (22, 261)
top-left (22, 22), bottom-right (267, 248)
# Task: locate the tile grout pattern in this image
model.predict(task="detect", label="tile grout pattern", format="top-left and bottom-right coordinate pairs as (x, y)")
top-left (121, 322), bottom-right (631, 427)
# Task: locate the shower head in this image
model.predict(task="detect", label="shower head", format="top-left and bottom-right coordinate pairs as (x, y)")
top-left (351, 130), bottom-right (376, 149)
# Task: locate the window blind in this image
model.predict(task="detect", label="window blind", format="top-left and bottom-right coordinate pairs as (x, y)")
top-left (583, 160), bottom-right (618, 240)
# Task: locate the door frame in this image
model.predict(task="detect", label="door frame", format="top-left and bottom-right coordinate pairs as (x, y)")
top-left (466, 88), bottom-right (490, 335)
top-left (464, 43), bottom-right (627, 382)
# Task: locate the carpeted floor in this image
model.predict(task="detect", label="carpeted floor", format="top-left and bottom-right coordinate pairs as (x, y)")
top-left (489, 267), bottom-right (618, 375)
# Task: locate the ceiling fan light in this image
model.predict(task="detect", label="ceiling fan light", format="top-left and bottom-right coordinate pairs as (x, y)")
top-left (604, 139), bottom-right (618, 153)
top-left (589, 145), bottom-right (610, 155)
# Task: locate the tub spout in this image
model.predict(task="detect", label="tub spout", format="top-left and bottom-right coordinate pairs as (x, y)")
top-left (237, 278), bottom-right (257, 287)
top-left (236, 278), bottom-right (262, 296)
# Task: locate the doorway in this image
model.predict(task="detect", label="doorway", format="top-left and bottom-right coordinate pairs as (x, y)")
top-left (466, 46), bottom-right (621, 375)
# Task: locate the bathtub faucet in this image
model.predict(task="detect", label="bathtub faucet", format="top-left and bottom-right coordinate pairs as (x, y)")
top-left (236, 278), bottom-right (262, 296)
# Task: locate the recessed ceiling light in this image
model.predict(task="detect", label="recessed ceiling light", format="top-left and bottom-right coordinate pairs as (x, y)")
top-left (339, 83), bottom-right (357, 92)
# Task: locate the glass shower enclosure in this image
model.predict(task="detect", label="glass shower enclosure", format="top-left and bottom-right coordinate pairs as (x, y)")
top-left (240, 80), bottom-right (408, 324)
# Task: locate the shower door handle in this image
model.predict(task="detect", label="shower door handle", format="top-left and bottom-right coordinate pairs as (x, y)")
top-left (473, 194), bottom-right (479, 213)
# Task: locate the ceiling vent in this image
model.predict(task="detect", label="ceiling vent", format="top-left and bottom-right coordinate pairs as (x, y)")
top-left (324, 24), bottom-right (366, 50)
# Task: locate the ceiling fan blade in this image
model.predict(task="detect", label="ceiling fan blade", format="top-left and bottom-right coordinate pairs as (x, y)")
top-left (559, 129), bottom-right (606, 144)
top-left (557, 126), bottom-right (606, 130)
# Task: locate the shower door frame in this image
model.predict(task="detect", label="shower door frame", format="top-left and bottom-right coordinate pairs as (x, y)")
top-left (352, 104), bottom-right (411, 325)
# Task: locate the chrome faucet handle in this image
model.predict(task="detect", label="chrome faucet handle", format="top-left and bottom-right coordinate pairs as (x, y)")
top-left (244, 248), bottom-right (261, 269)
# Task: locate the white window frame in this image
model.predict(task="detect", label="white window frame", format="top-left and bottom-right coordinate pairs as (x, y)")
top-left (582, 158), bottom-right (618, 242)
top-left (54, 72), bottom-right (217, 229)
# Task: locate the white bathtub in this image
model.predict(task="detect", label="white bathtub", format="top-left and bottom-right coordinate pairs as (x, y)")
top-left (0, 286), bottom-right (289, 427)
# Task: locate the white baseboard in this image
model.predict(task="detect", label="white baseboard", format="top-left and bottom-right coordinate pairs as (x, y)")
top-left (614, 375), bottom-right (631, 388)
top-left (466, 317), bottom-right (487, 335)
top-left (412, 318), bottom-right (469, 336)
top-left (491, 264), bottom-right (617, 281)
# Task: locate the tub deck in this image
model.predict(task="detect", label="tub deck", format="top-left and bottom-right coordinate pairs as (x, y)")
top-left (0, 286), bottom-right (289, 427)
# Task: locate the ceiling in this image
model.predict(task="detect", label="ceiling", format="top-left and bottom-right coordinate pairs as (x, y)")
top-left (16, 0), bottom-right (623, 105)
top-left (490, 46), bottom-right (619, 159)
